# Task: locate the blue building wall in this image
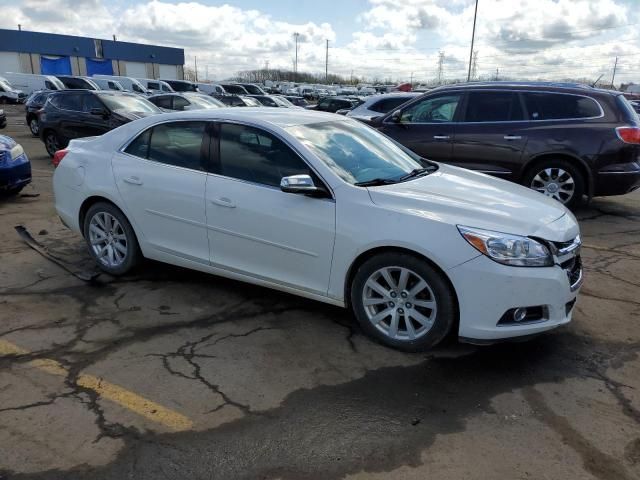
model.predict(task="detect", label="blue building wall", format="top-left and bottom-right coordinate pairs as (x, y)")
top-left (0, 29), bottom-right (184, 66)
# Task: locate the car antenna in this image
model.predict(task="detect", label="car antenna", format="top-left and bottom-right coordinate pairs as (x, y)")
top-left (591, 74), bottom-right (603, 88)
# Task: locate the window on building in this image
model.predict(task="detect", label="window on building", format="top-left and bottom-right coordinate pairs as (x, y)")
top-left (94, 39), bottom-right (104, 59)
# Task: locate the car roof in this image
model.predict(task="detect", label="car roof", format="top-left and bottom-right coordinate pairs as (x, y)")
top-left (145, 107), bottom-right (347, 127)
top-left (430, 81), bottom-right (620, 97)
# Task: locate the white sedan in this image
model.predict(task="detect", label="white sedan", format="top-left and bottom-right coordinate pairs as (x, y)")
top-left (52, 109), bottom-right (582, 351)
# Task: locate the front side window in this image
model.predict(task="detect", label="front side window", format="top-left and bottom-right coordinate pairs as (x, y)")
top-left (173, 96), bottom-right (190, 110)
top-left (148, 82), bottom-right (160, 90)
top-left (287, 120), bottom-right (423, 185)
top-left (524, 93), bottom-right (601, 120)
top-left (83, 94), bottom-right (104, 112)
top-left (56, 94), bottom-right (83, 111)
top-left (150, 96), bottom-right (172, 109)
top-left (318, 98), bottom-right (332, 110)
top-left (218, 123), bottom-right (310, 187)
top-left (464, 91), bottom-right (524, 122)
top-left (98, 94), bottom-right (160, 113)
top-left (125, 122), bottom-right (207, 170)
top-left (400, 94), bottom-right (461, 123)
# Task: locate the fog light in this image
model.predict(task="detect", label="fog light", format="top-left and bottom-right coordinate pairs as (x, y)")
top-left (513, 308), bottom-right (527, 322)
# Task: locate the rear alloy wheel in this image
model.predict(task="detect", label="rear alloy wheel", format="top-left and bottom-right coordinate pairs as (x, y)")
top-left (28, 118), bottom-right (39, 136)
top-left (83, 202), bottom-right (140, 275)
top-left (524, 160), bottom-right (585, 208)
top-left (351, 253), bottom-right (456, 351)
top-left (44, 131), bottom-right (60, 158)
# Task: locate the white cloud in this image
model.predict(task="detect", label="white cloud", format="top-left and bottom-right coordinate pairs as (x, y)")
top-left (1, 0), bottom-right (639, 83)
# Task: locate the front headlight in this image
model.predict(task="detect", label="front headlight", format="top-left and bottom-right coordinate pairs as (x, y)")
top-left (458, 226), bottom-right (553, 267)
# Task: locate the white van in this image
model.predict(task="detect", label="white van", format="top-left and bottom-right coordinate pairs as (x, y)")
top-left (1, 72), bottom-right (65, 96)
top-left (92, 75), bottom-right (150, 95)
top-left (136, 78), bottom-right (174, 94)
top-left (91, 78), bottom-right (126, 92)
top-left (0, 76), bottom-right (27, 103)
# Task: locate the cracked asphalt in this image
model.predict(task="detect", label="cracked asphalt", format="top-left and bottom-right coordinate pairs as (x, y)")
top-left (0, 104), bottom-right (639, 479)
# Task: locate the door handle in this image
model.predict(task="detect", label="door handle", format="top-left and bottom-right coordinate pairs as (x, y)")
top-left (123, 176), bottom-right (143, 185)
top-left (210, 197), bottom-right (236, 208)
top-left (504, 135), bottom-right (522, 140)
top-left (433, 135), bottom-right (451, 140)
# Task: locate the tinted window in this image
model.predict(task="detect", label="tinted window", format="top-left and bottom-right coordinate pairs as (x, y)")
top-left (464, 91), bottom-right (524, 122)
top-left (219, 123), bottom-right (310, 187)
top-left (125, 129), bottom-right (151, 158)
top-left (524, 93), bottom-right (601, 120)
top-left (146, 122), bottom-right (206, 170)
top-left (148, 82), bottom-right (160, 90)
top-left (173, 96), bottom-right (190, 111)
top-left (151, 96), bottom-right (173, 109)
top-left (55, 93), bottom-right (83, 111)
top-left (371, 97), bottom-right (411, 113)
top-left (317, 98), bottom-right (332, 110)
top-left (44, 80), bottom-right (56, 90)
top-left (401, 94), bottom-right (461, 123)
top-left (83, 94), bottom-right (104, 112)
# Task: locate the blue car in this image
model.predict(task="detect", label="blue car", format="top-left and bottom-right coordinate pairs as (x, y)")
top-left (0, 135), bottom-right (31, 196)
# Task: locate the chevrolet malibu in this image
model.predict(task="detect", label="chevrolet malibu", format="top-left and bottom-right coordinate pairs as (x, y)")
top-left (52, 109), bottom-right (583, 351)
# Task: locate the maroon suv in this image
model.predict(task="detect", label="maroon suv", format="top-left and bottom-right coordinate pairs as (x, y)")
top-left (372, 82), bottom-right (640, 207)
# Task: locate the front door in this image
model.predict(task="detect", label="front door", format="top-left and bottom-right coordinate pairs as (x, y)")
top-left (205, 122), bottom-right (336, 295)
top-left (112, 120), bottom-right (210, 264)
top-left (378, 92), bottom-right (463, 162)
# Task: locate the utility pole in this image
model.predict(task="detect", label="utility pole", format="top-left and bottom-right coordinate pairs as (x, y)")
top-left (410, 72), bottom-right (414, 85)
top-left (325, 39), bottom-right (329, 83)
top-left (112, 34), bottom-right (116, 41)
top-left (471, 50), bottom-right (478, 80)
top-left (18, 24), bottom-right (21, 31)
top-left (437, 51), bottom-right (444, 85)
top-left (495, 67), bottom-right (499, 81)
top-left (611, 56), bottom-right (618, 89)
top-left (467, 0), bottom-right (479, 82)
top-left (293, 32), bottom-right (300, 82)
top-left (194, 56), bottom-right (198, 82)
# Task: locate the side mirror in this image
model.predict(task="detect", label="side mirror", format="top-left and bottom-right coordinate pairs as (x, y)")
top-left (390, 109), bottom-right (402, 123)
top-left (280, 174), bottom-right (325, 197)
top-left (90, 107), bottom-right (108, 117)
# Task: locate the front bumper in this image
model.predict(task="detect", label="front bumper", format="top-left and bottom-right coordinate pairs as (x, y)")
top-left (448, 254), bottom-right (580, 341)
top-left (595, 162), bottom-right (640, 196)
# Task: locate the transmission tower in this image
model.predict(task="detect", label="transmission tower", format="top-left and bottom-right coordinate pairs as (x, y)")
top-left (437, 51), bottom-right (445, 84)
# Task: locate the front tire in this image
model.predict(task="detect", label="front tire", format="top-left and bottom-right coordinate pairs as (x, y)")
top-left (83, 202), bottom-right (140, 276)
top-left (351, 252), bottom-right (456, 351)
top-left (523, 159), bottom-right (585, 208)
top-left (28, 117), bottom-right (39, 136)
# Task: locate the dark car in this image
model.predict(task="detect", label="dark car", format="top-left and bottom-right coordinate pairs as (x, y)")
top-left (25, 90), bottom-right (54, 136)
top-left (0, 109), bottom-right (6, 129)
top-left (56, 76), bottom-right (100, 90)
top-left (282, 95), bottom-right (309, 107)
top-left (237, 83), bottom-right (266, 95)
top-left (216, 95), bottom-right (262, 107)
top-left (0, 135), bottom-right (31, 196)
top-left (39, 90), bottom-right (160, 157)
top-left (220, 84), bottom-right (250, 95)
top-left (372, 82), bottom-right (640, 207)
top-left (161, 80), bottom-right (198, 92)
top-left (148, 92), bottom-right (224, 111)
top-left (307, 96), bottom-right (362, 113)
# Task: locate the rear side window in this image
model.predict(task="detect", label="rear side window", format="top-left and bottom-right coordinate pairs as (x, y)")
top-left (371, 97), bottom-right (412, 113)
top-left (464, 91), bottom-right (524, 122)
top-left (218, 123), bottom-right (310, 187)
top-left (125, 122), bottom-right (207, 171)
top-left (53, 94), bottom-right (83, 111)
top-left (523, 93), bottom-right (601, 120)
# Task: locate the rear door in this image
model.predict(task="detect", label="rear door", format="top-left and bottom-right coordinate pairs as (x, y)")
top-left (112, 120), bottom-right (211, 263)
top-left (81, 94), bottom-right (112, 137)
top-left (451, 90), bottom-right (528, 178)
top-left (377, 92), bottom-right (462, 162)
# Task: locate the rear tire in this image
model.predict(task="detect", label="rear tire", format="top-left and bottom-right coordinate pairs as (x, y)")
top-left (350, 252), bottom-right (456, 352)
top-left (44, 131), bottom-right (60, 158)
top-left (522, 159), bottom-right (585, 209)
top-left (83, 202), bottom-right (141, 276)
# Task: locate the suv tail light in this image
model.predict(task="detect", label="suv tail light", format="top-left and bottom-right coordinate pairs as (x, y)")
top-left (52, 149), bottom-right (68, 167)
top-left (616, 126), bottom-right (640, 144)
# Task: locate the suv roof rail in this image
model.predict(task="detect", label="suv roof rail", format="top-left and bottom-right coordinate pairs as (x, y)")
top-left (431, 81), bottom-right (594, 90)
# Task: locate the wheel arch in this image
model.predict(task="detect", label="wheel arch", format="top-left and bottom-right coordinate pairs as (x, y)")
top-left (344, 246), bottom-right (460, 335)
top-left (78, 195), bottom-right (135, 240)
top-left (521, 153), bottom-right (593, 199)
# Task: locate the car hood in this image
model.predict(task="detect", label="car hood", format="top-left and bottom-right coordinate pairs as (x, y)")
top-left (367, 163), bottom-right (578, 242)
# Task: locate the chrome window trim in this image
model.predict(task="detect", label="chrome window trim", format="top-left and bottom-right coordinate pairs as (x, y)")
top-left (383, 89), bottom-right (605, 125)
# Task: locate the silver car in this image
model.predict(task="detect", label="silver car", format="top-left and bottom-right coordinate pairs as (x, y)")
top-left (346, 92), bottom-right (421, 122)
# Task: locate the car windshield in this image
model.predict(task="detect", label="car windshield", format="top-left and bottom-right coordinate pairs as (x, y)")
top-left (287, 120), bottom-right (426, 185)
top-left (98, 94), bottom-right (160, 113)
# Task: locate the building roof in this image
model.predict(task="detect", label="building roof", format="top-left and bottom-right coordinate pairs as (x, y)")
top-left (0, 29), bottom-right (184, 66)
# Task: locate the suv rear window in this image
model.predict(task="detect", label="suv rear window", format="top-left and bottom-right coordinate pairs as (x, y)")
top-left (464, 91), bottom-right (524, 122)
top-left (523, 93), bottom-right (601, 120)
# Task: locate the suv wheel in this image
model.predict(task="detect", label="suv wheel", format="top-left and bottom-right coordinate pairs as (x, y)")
top-left (28, 117), bottom-right (39, 136)
top-left (83, 202), bottom-right (141, 276)
top-left (523, 159), bottom-right (585, 208)
top-left (351, 252), bottom-right (456, 351)
top-left (44, 131), bottom-right (60, 158)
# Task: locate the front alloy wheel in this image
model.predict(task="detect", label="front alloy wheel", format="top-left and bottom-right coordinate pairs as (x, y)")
top-left (29, 118), bottom-right (39, 136)
top-left (351, 252), bottom-right (456, 351)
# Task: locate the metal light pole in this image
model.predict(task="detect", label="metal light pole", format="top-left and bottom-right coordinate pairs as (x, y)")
top-left (293, 32), bottom-right (300, 82)
top-left (467, 0), bottom-right (479, 82)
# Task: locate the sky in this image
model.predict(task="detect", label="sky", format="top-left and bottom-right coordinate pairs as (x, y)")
top-left (1, 0), bottom-right (640, 84)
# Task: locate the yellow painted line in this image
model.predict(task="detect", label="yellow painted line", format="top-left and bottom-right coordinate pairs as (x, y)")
top-left (0, 339), bottom-right (193, 431)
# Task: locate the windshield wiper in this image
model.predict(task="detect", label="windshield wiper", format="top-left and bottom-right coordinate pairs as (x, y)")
top-left (397, 167), bottom-right (435, 182)
top-left (354, 178), bottom-right (398, 187)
